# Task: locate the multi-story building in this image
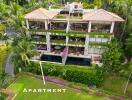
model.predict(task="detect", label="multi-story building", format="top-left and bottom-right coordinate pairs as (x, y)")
top-left (24, 2), bottom-right (124, 65)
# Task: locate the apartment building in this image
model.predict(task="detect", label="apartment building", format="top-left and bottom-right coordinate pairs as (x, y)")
top-left (24, 2), bottom-right (124, 65)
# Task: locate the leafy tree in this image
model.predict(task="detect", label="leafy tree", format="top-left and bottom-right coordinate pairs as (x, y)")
top-left (102, 39), bottom-right (123, 73)
top-left (93, 0), bottom-right (102, 8)
top-left (125, 33), bottom-right (132, 61)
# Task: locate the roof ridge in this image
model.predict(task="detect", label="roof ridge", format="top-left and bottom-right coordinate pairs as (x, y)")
top-left (39, 8), bottom-right (50, 19)
top-left (84, 9), bottom-right (124, 21)
top-left (99, 9), bottom-right (124, 20)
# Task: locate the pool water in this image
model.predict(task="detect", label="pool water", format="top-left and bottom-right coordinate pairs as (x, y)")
top-left (40, 55), bottom-right (91, 66)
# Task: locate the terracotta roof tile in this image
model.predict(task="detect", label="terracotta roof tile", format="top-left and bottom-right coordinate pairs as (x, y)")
top-left (83, 9), bottom-right (124, 22)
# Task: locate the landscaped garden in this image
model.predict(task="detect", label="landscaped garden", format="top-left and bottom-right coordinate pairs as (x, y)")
top-left (0, 0), bottom-right (132, 100)
top-left (7, 74), bottom-right (106, 100)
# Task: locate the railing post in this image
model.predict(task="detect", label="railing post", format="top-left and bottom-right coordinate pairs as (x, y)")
top-left (66, 36), bottom-right (69, 45)
top-left (26, 19), bottom-right (29, 29)
top-left (45, 20), bottom-right (48, 30)
top-left (88, 21), bottom-right (92, 32)
top-left (110, 21), bottom-right (115, 33)
top-left (84, 34), bottom-right (90, 56)
top-left (66, 19), bottom-right (70, 33)
top-left (46, 33), bottom-right (51, 52)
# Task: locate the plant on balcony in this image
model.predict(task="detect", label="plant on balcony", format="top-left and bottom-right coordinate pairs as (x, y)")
top-left (68, 30), bottom-right (87, 35)
top-left (55, 15), bottom-right (66, 19)
top-left (89, 32), bottom-right (110, 36)
top-left (32, 38), bottom-right (46, 42)
top-left (48, 30), bottom-right (66, 34)
top-left (89, 42), bottom-right (109, 46)
top-left (51, 40), bottom-right (66, 44)
top-left (68, 41), bottom-right (85, 45)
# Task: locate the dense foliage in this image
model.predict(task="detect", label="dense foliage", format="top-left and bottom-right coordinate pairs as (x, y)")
top-left (102, 39), bottom-right (123, 73)
top-left (26, 62), bottom-right (104, 87)
top-left (11, 34), bottom-right (37, 72)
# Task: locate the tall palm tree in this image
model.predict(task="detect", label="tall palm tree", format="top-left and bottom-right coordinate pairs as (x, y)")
top-left (110, 0), bottom-right (132, 40)
top-left (11, 34), bottom-right (37, 72)
top-left (0, 2), bottom-right (10, 25)
top-left (8, 2), bottom-right (25, 32)
top-left (0, 71), bottom-right (9, 88)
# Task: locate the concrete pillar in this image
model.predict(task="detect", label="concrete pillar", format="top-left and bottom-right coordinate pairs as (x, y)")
top-left (45, 20), bottom-right (48, 30)
top-left (66, 36), bottom-right (69, 45)
top-left (66, 20), bottom-right (70, 33)
top-left (46, 33), bottom-right (51, 52)
top-left (88, 21), bottom-right (92, 32)
top-left (110, 22), bottom-right (115, 33)
top-left (84, 35), bottom-right (90, 56)
top-left (50, 22), bottom-right (51, 29)
top-left (26, 19), bottom-right (29, 29)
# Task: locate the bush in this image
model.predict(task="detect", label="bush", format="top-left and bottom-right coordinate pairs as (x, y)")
top-left (27, 62), bottom-right (104, 87)
top-left (83, 3), bottom-right (94, 9)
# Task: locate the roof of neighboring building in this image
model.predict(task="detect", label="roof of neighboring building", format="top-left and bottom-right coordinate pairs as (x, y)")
top-left (25, 8), bottom-right (58, 20)
top-left (83, 9), bottom-right (124, 22)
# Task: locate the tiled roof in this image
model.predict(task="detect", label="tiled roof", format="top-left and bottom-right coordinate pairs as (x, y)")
top-left (83, 9), bottom-right (124, 22)
top-left (25, 8), bottom-right (58, 20)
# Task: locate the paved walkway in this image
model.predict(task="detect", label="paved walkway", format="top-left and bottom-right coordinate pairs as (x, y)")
top-left (4, 51), bottom-right (14, 77)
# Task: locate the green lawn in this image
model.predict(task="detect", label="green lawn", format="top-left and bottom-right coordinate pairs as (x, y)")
top-left (7, 75), bottom-right (106, 100)
top-left (0, 44), bottom-right (8, 74)
top-left (101, 74), bottom-right (132, 99)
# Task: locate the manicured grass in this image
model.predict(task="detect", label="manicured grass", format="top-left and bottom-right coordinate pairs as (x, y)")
top-left (0, 44), bottom-right (8, 74)
top-left (8, 75), bottom-right (105, 100)
top-left (101, 74), bottom-right (132, 98)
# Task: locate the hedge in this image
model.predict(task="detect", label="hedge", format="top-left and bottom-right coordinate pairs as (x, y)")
top-left (26, 62), bottom-right (104, 87)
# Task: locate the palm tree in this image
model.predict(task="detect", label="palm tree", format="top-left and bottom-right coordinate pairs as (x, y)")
top-left (93, 0), bottom-right (102, 8)
top-left (11, 34), bottom-right (37, 72)
top-left (9, 2), bottom-right (25, 31)
top-left (0, 71), bottom-right (9, 88)
top-left (110, 0), bottom-right (132, 40)
top-left (0, 2), bottom-right (10, 25)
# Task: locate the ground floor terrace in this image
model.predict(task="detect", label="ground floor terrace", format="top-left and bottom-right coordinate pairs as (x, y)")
top-left (32, 44), bottom-right (102, 65)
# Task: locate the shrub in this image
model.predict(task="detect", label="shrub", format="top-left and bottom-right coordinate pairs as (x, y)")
top-left (27, 62), bottom-right (104, 87)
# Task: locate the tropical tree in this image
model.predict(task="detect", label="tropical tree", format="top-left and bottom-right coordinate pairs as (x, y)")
top-left (11, 34), bottom-right (37, 72)
top-left (125, 33), bottom-right (132, 61)
top-left (107, 0), bottom-right (132, 40)
top-left (102, 39), bottom-right (123, 73)
top-left (9, 2), bottom-right (25, 31)
top-left (0, 2), bottom-right (10, 25)
top-left (0, 71), bottom-right (9, 88)
top-left (0, 24), bottom-right (6, 39)
top-left (93, 0), bottom-right (102, 8)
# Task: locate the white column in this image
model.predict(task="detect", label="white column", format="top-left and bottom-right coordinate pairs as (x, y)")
top-left (110, 22), bottom-right (115, 33)
top-left (66, 20), bottom-right (70, 33)
top-left (88, 21), bottom-right (92, 32)
top-left (84, 35), bottom-right (90, 56)
top-left (45, 20), bottom-right (48, 30)
top-left (66, 36), bottom-right (69, 45)
top-left (26, 19), bottom-right (29, 29)
top-left (46, 33), bottom-right (51, 52)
